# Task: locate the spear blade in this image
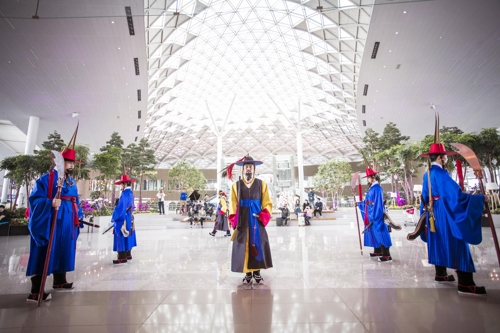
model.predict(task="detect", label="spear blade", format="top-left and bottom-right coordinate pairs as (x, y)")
top-left (351, 171), bottom-right (360, 189)
top-left (449, 143), bottom-right (481, 171)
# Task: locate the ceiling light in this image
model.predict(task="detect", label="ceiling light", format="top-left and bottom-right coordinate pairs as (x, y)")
top-left (389, 50), bottom-right (392, 52)
top-left (111, 21), bottom-right (115, 24)
top-left (72, 112), bottom-right (79, 118)
top-left (403, 11), bottom-right (406, 14)
top-left (118, 47), bottom-right (121, 50)
top-left (395, 32), bottom-right (398, 34)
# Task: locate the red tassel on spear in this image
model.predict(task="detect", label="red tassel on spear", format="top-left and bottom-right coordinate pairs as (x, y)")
top-left (456, 159), bottom-right (465, 191)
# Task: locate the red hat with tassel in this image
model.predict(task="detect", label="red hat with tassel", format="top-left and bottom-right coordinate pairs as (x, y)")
top-left (61, 122), bottom-right (84, 164)
top-left (420, 113), bottom-right (457, 158)
top-left (220, 154), bottom-right (263, 181)
top-left (361, 156), bottom-right (379, 178)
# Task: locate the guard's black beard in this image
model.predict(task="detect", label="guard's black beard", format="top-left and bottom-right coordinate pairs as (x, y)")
top-left (65, 169), bottom-right (73, 176)
top-left (245, 172), bottom-right (253, 182)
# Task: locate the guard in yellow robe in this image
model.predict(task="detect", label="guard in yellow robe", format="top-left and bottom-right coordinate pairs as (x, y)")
top-left (228, 156), bottom-right (273, 285)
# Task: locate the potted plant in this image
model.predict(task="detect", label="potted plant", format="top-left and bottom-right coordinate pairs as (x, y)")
top-left (9, 217), bottom-right (30, 236)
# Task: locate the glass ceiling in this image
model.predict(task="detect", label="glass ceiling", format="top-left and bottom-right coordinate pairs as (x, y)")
top-left (144, 0), bottom-right (373, 171)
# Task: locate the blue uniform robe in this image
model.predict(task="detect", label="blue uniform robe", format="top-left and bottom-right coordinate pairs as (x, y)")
top-left (112, 188), bottom-right (136, 252)
top-left (358, 183), bottom-right (392, 248)
top-left (26, 171), bottom-right (83, 276)
top-left (420, 165), bottom-right (484, 272)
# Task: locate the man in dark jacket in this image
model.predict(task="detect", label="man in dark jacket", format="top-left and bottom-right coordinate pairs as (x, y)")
top-left (314, 198), bottom-right (323, 217)
top-left (279, 204), bottom-right (290, 226)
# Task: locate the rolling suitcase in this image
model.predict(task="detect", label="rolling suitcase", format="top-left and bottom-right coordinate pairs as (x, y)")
top-left (276, 217), bottom-right (283, 226)
top-left (298, 216), bottom-right (306, 226)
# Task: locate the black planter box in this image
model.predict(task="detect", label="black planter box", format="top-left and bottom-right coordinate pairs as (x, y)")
top-left (0, 224), bottom-right (9, 236)
top-left (8, 225), bottom-right (30, 236)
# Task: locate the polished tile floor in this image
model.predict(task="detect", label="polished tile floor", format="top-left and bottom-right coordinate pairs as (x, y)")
top-left (0, 211), bottom-right (499, 332)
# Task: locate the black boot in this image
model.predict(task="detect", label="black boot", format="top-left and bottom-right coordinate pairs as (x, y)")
top-left (370, 247), bottom-right (382, 258)
top-left (243, 272), bottom-right (252, 285)
top-left (126, 250), bottom-right (132, 260)
top-left (434, 265), bottom-right (455, 283)
top-left (113, 251), bottom-right (128, 264)
top-left (378, 245), bottom-right (392, 262)
top-left (253, 270), bottom-right (264, 284)
top-left (457, 271), bottom-right (486, 296)
top-left (27, 275), bottom-right (51, 303)
top-left (53, 272), bottom-right (74, 290)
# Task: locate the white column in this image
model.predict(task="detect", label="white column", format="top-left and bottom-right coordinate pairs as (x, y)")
top-left (216, 135), bottom-right (222, 193)
top-left (19, 116), bottom-right (40, 207)
top-left (296, 102), bottom-right (305, 204)
top-left (24, 116), bottom-right (39, 155)
top-left (1, 171), bottom-right (9, 203)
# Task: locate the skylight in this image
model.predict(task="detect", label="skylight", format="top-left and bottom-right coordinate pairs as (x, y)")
top-left (145, 0), bottom-right (373, 169)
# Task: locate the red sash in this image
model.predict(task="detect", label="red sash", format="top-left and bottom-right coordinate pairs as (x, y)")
top-left (60, 196), bottom-right (80, 226)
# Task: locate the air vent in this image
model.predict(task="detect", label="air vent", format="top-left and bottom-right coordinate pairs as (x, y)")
top-left (363, 84), bottom-right (369, 96)
top-left (134, 58), bottom-right (139, 75)
top-left (136, 125), bottom-right (140, 131)
top-left (137, 89), bottom-right (141, 101)
top-left (396, 64), bottom-right (401, 69)
top-left (371, 42), bottom-right (380, 59)
top-left (125, 7), bottom-right (135, 35)
top-left (362, 105), bottom-right (366, 114)
top-left (138, 110), bottom-right (141, 119)
top-left (134, 136), bottom-right (138, 142)
top-left (363, 120), bottom-right (366, 127)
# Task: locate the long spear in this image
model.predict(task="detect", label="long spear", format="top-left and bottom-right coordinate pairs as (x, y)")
top-left (450, 143), bottom-right (500, 267)
top-left (37, 151), bottom-right (65, 306)
top-left (351, 172), bottom-right (363, 255)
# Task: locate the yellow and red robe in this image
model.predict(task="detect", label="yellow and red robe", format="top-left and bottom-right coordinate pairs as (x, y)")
top-left (229, 178), bottom-right (273, 273)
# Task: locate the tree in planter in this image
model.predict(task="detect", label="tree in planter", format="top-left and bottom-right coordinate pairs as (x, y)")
top-left (92, 146), bottom-right (122, 202)
top-left (100, 132), bottom-right (124, 152)
top-left (168, 161), bottom-right (207, 193)
top-left (375, 143), bottom-right (423, 205)
top-left (122, 138), bottom-right (157, 205)
top-left (313, 160), bottom-right (352, 211)
top-left (371, 123), bottom-right (410, 194)
top-left (474, 128), bottom-right (500, 183)
top-left (74, 144), bottom-right (91, 180)
top-left (0, 155), bottom-right (41, 209)
top-left (99, 132), bottom-right (125, 206)
top-left (359, 128), bottom-right (381, 171)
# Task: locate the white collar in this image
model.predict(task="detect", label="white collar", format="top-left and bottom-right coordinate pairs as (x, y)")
top-left (431, 162), bottom-right (443, 169)
top-left (371, 181), bottom-right (379, 185)
top-left (124, 186), bottom-right (132, 190)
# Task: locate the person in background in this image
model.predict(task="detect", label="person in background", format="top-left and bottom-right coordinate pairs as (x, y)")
top-left (302, 199), bottom-right (309, 212)
top-left (203, 194), bottom-right (209, 210)
top-left (279, 204), bottom-right (290, 226)
top-left (198, 206), bottom-right (206, 228)
top-left (308, 189), bottom-right (315, 203)
top-left (294, 198), bottom-right (301, 218)
top-left (303, 205), bottom-right (313, 225)
top-left (156, 189), bottom-right (165, 215)
top-left (314, 198), bottom-right (323, 217)
top-left (188, 207), bottom-right (197, 228)
top-left (357, 167), bottom-right (393, 263)
top-left (111, 174), bottom-right (137, 264)
top-left (209, 190), bottom-right (231, 237)
top-left (0, 205), bottom-right (11, 224)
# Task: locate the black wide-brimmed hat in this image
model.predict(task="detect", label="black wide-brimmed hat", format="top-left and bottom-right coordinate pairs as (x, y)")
top-left (235, 155), bottom-right (263, 166)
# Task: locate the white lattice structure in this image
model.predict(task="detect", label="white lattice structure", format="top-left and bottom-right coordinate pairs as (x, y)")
top-left (144, 0), bottom-right (374, 171)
